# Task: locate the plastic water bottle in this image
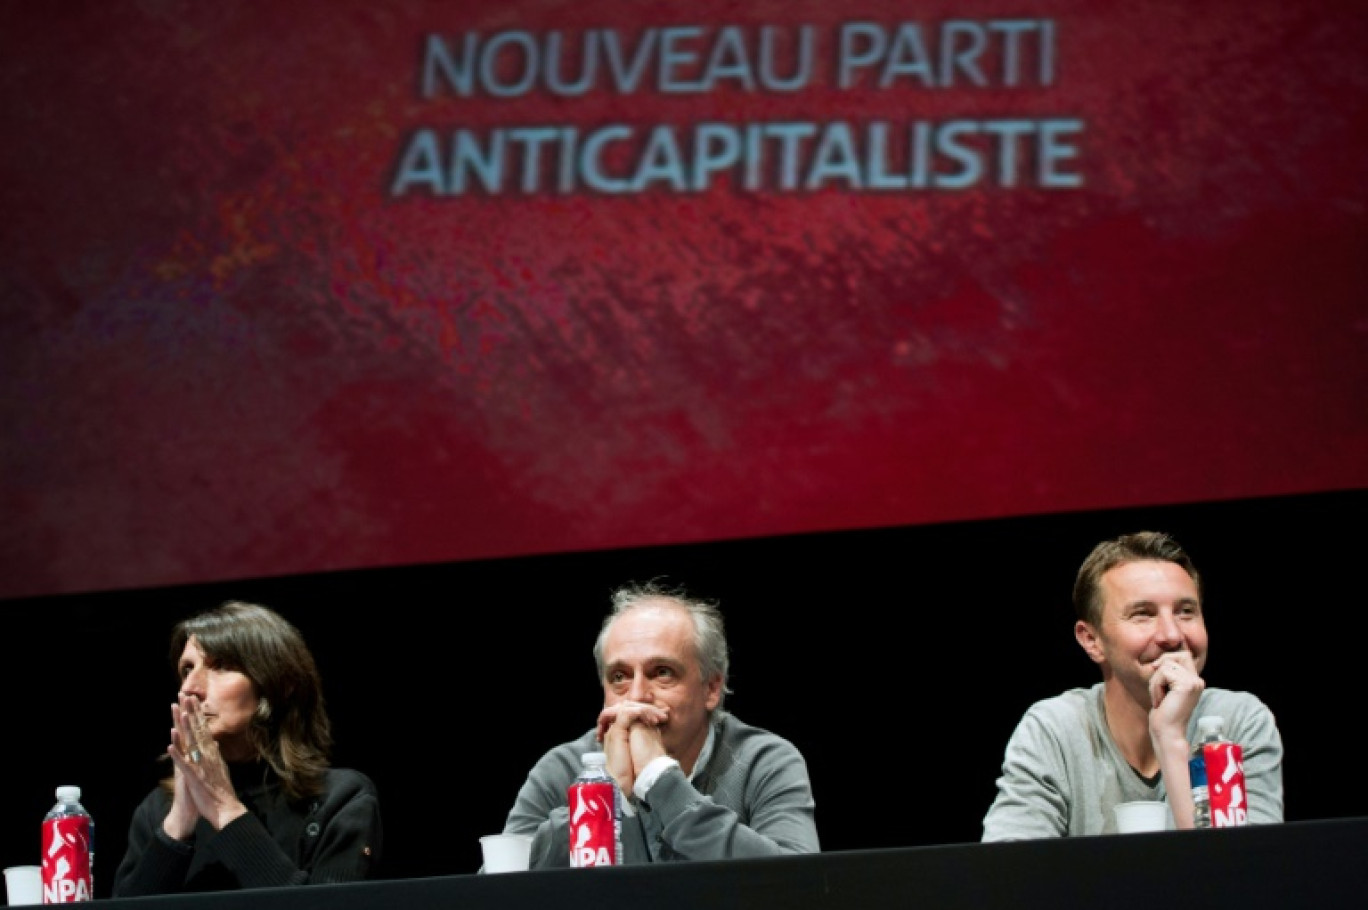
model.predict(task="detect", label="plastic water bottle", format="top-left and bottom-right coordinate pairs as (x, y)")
top-left (567, 752), bottom-right (622, 867)
top-left (1188, 721), bottom-right (1213, 828)
top-left (1189, 715), bottom-right (1249, 828)
top-left (42, 785), bottom-right (94, 902)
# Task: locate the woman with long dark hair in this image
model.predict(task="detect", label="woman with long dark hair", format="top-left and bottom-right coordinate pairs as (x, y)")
top-left (113, 601), bottom-right (382, 894)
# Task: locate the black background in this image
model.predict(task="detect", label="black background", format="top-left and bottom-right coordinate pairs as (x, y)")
top-left (3, 487), bottom-right (1362, 897)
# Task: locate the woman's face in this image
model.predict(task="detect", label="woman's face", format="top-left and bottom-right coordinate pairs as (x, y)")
top-left (177, 635), bottom-right (260, 760)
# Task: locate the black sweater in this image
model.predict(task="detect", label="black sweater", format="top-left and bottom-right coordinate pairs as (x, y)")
top-left (112, 763), bottom-right (382, 895)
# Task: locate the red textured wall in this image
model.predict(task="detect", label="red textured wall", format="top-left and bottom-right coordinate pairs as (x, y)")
top-left (1, 0), bottom-right (1364, 598)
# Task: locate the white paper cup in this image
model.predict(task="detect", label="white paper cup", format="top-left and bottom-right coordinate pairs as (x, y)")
top-left (4, 865), bottom-right (42, 906)
top-left (480, 834), bottom-right (533, 873)
top-left (1114, 800), bottom-right (1169, 833)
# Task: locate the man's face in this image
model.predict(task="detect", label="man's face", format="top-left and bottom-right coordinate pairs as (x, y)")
top-left (1078, 559), bottom-right (1208, 703)
top-left (601, 599), bottom-right (721, 765)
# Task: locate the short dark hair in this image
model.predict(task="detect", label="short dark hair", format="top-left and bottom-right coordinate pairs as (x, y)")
top-left (1072, 531), bottom-right (1202, 626)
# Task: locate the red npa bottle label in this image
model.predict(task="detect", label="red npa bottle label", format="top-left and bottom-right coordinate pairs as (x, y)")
top-left (568, 781), bottom-right (617, 867)
top-left (42, 817), bottom-right (93, 902)
top-left (1202, 741), bottom-right (1248, 827)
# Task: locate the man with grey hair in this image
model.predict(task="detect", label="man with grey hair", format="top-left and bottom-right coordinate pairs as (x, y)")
top-left (500, 580), bottom-right (819, 866)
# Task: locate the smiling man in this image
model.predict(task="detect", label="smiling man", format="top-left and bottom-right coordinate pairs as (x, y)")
top-left (981, 531), bottom-right (1284, 840)
top-left (501, 581), bottom-right (820, 866)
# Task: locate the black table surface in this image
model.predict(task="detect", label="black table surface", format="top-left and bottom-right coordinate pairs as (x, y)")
top-left (91, 816), bottom-right (1367, 909)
